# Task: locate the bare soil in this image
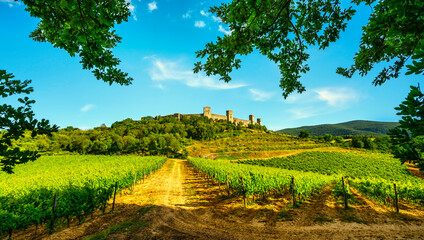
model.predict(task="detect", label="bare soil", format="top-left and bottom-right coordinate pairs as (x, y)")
top-left (11, 159), bottom-right (424, 240)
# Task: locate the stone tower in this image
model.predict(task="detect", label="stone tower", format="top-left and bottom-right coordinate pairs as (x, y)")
top-left (257, 118), bottom-right (262, 125)
top-left (173, 113), bottom-right (181, 121)
top-left (226, 110), bottom-right (233, 122)
top-left (249, 115), bottom-right (255, 125)
top-left (203, 106), bottom-right (211, 118)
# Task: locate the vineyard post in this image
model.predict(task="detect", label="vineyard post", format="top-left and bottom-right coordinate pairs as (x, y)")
top-left (394, 183), bottom-right (399, 213)
top-left (132, 172), bottom-right (137, 192)
top-left (226, 174), bottom-right (230, 196)
top-left (112, 182), bottom-right (118, 212)
top-left (143, 168), bottom-right (145, 183)
top-left (342, 177), bottom-right (348, 209)
top-left (291, 177), bottom-right (296, 207)
top-left (242, 177), bottom-right (247, 208)
top-left (218, 172), bottom-right (221, 190)
top-left (49, 193), bottom-right (57, 233)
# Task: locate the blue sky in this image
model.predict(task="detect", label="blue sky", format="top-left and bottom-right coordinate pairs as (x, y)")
top-left (0, 0), bottom-right (420, 130)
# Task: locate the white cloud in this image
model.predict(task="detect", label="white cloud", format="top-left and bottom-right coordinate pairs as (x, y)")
top-left (147, 57), bottom-right (246, 90)
top-left (0, 0), bottom-right (20, 7)
top-left (284, 86), bottom-right (360, 120)
top-left (314, 87), bottom-right (358, 108)
top-left (81, 104), bottom-right (95, 112)
top-left (218, 25), bottom-right (232, 35)
top-left (200, 10), bottom-right (210, 17)
top-left (125, 0), bottom-right (137, 20)
top-left (194, 20), bottom-right (206, 28)
top-left (148, 1), bottom-right (157, 11)
top-left (182, 10), bottom-right (191, 19)
top-left (249, 88), bottom-right (275, 101)
top-left (212, 15), bottom-right (222, 22)
top-left (288, 106), bottom-right (322, 120)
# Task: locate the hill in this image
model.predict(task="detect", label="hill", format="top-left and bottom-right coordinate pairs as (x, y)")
top-left (277, 120), bottom-right (399, 136)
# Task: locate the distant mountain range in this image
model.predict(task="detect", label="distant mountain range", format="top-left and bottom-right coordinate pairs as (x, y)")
top-left (277, 120), bottom-right (399, 136)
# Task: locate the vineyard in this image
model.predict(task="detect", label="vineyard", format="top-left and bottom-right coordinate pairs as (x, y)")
top-left (2, 132), bottom-right (424, 239)
top-left (0, 155), bottom-right (166, 238)
top-left (190, 150), bottom-right (424, 210)
top-left (239, 151), bottom-right (416, 181)
top-left (189, 158), bottom-right (336, 200)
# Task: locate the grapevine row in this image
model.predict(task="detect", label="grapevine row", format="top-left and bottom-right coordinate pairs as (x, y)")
top-left (189, 158), bottom-right (336, 200)
top-left (0, 155), bottom-right (167, 238)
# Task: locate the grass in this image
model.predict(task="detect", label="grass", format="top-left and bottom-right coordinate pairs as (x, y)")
top-left (84, 206), bottom-right (153, 240)
top-left (340, 213), bottom-right (367, 224)
top-left (276, 209), bottom-right (294, 221)
top-left (314, 214), bottom-right (334, 224)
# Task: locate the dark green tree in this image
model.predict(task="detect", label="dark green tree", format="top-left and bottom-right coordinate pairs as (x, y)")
top-left (19, 0), bottom-right (133, 85)
top-left (0, 70), bottom-right (58, 173)
top-left (323, 134), bottom-right (333, 142)
top-left (389, 85), bottom-right (424, 169)
top-left (351, 135), bottom-right (364, 148)
top-left (194, 0), bottom-right (355, 98)
top-left (299, 130), bottom-right (310, 138)
top-left (1, 0), bottom-right (134, 172)
top-left (337, 0), bottom-right (424, 85)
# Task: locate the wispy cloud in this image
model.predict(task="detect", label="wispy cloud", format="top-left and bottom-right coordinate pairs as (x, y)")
top-left (284, 87), bottom-right (360, 120)
top-left (147, 57), bottom-right (246, 90)
top-left (182, 10), bottom-right (192, 19)
top-left (81, 104), bottom-right (95, 112)
top-left (148, 1), bottom-right (157, 12)
top-left (218, 25), bottom-right (232, 35)
top-left (200, 10), bottom-right (210, 17)
top-left (212, 16), bottom-right (222, 22)
top-left (0, 0), bottom-right (20, 7)
top-left (314, 87), bottom-right (358, 107)
top-left (287, 106), bottom-right (322, 120)
top-left (125, 0), bottom-right (137, 20)
top-left (249, 88), bottom-right (275, 101)
top-left (194, 20), bottom-right (206, 28)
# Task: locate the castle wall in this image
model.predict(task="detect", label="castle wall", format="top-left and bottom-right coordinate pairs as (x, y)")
top-left (203, 106), bottom-right (211, 118)
top-left (233, 118), bottom-right (251, 127)
top-left (226, 110), bottom-right (233, 122)
top-left (210, 113), bottom-right (227, 121)
top-left (152, 107), bottom-right (261, 126)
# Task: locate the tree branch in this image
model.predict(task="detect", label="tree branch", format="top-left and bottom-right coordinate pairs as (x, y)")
top-left (289, 18), bottom-right (304, 54)
top-left (260, 0), bottom-right (291, 35)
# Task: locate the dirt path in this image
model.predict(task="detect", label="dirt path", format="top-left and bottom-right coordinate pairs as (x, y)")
top-left (13, 159), bottom-right (424, 240)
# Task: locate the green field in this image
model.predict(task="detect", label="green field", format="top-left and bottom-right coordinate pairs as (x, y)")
top-left (192, 150), bottom-right (424, 207)
top-left (189, 157), bottom-right (336, 199)
top-left (0, 155), bottom-right (166, 236)
top-left (239, 151), bottom-right (416, 181)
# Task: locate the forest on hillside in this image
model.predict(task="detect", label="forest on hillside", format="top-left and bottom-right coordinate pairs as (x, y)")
top-left (7, 115), bottom-right (267, 158)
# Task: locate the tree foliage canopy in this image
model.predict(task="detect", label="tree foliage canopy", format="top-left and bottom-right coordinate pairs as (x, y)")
top-left (195, 0), bottom-right (423, 98)
top-left (0, 70), bottom-right (58, 173)
top-left (337, 0), bottom-right (424, 85)
top-left (1, 0), bottom-right (134, 173)
top-left (20, 0), bottom-right (133, 85)
top-left (389, 85), bottom-right (424, 169)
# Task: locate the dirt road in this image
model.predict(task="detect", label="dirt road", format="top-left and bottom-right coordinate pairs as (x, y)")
top-left (15, 159), bottom-right (424, 240)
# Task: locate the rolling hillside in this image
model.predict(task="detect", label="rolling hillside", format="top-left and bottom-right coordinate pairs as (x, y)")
top-left (278, 120), bottom-right (399, 136)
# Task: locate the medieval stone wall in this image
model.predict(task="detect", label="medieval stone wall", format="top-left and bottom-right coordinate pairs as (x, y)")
top-left (153, 106), bottom-right (261, 127)
top-left (210, 113), bottom-right (227, 121)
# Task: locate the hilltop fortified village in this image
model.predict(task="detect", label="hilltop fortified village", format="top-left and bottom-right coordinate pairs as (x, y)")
top-left (160, 106), bottom-right (261, 127)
